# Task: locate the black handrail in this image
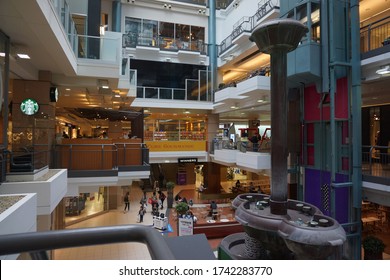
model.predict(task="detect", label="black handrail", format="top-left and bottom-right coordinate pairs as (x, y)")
top-left (0, 224), bottom-right (175, 260)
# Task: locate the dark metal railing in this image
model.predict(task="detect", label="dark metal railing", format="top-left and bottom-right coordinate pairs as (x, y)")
top-left (2, 147), bottom-right (50, 174)
top-left (362, 145), bottom-right (390, 178)
top-left (0, 224), bottom-right (175, 260)
top-left (219, 0), bottom-right (278, 55)
top-left (360, 16), bottom-right (390, 53)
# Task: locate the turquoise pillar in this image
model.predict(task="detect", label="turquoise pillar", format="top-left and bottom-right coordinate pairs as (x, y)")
top-left (112, 0), bottom-right (121, 32)
top-left (208, 0), bottom-right (217, 99)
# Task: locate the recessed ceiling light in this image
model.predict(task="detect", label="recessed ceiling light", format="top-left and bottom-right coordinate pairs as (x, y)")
top-left (65, 88), bottom-right (71, 91)
top-left (257, 99), bottom-right (264, 103)
top-left (17, 53), bottom-right (30, 59)
top-left (376, 65), bottom-right (390, 75)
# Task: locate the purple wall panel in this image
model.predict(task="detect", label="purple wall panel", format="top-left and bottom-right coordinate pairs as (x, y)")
top-left (305, 168), bottom-right (349, 223)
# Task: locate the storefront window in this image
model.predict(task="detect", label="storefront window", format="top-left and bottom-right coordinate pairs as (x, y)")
top-left (141, 19), bottom-right (157, 46)
top-left (124, 17), bottom-right (141, 48)
top-left (176, 24), bottom-right (190, 49)
top-left (159, 22), bottom-right (175, 49)
top-left (190, 25), bottom-right (205, 51)
top-left (125, 17), bottom-right (205, 52)
top-left (144, 115), bottom-right (206, 141)
top-left (64, 187), bottom-right (108, 225)
top-left (311, 3), bottom-right (320, 43)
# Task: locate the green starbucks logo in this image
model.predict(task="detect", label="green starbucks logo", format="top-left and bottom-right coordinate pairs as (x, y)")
top-left (20, 98), bottom-right (39, 115)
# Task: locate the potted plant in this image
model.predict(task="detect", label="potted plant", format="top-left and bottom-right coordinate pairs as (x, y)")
top-left (362, 235), bottom-right (385, 260)
top-left (175, 202), bottom-right (189, 216)
top-left (166, 181), bottom-right (175, 209)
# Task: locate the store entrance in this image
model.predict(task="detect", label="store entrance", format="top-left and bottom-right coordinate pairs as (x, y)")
top-left (64, 187), bottom-right (107, 225)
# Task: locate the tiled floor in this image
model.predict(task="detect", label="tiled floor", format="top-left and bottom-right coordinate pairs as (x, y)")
top-left (53, 183), bottom-right (196, 260)
top-left (53, 181), bottom-right (390, 260)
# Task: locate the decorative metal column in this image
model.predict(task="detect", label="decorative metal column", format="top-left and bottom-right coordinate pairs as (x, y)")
top-left (249, 19), bottom-right (308, 215)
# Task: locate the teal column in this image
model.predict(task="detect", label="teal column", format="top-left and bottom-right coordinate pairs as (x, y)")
top-left (351, 0), bottom-right (362, 260)
top-left (112, 0), bottom-right (121, 32)
top-left (208, 0), bottom-right (217, 99)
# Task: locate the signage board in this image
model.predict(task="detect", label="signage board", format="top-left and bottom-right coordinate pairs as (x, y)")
top-left (178, 158), bottom-right (198, 163)
top-left (178, 217), bottom-right (193, 236)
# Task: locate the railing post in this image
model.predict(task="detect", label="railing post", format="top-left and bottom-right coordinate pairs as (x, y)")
top-left (69, 145), bottom-right (72, 170)
top-left (369, 146), bottom-right (373, 175)
top-left (367, 24), bottom-right (371, 51)
top-left (101, 144), bottom-right (104, 169)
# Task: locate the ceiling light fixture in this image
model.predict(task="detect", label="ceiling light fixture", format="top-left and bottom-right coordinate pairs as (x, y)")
top-left (376, 65), bottom-right (390, 75)
top-left (98, 79), bottom-right (109, 89)
top-left (16, 53), bottom-right (30, 59)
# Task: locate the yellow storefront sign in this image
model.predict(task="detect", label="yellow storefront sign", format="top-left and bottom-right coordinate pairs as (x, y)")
top-left (145, 141), bottom-right (206, 152)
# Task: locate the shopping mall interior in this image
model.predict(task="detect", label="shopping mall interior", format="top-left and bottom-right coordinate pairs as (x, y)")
top-left (1, 0), bottom-right (390, 261)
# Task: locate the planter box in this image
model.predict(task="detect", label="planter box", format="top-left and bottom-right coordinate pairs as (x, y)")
top-left (0, 193), bottom-right (37, 260)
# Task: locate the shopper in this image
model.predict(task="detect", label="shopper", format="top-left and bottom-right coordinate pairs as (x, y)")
top-left (138, 205), bottom-right (145, 223)
top-left (123, 192), bottom-right (130, 213)
top-left (158, 191), bottom-right (166, 209)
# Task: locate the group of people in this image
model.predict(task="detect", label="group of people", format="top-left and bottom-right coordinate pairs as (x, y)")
top-left (232, 180), bottom-right (263, 193)
top-left (122, 187), bottom-right (167, 223)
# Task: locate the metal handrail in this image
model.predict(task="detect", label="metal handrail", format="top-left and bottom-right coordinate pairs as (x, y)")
top-left (360, 16), bottom-right (390, 53)
top-left (219, 0), bottom-right (277, 55)
top-left (0, 224), bottom-right (175, 260)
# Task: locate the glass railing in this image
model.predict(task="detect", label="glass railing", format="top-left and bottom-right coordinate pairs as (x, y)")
top-left (360, 16), bottom-right (390, 53)
top-left (136, 84), bottom-right (211, 102)
top-left (171, 0), bottom-right (234, 9)
top-left (73, 34), bottom-right (120, 62)
top-left (51, 0), bottom-right (78, 55)
top-left (213, 139), bottom-right (271, 154)
top-left (51, 0), bottom-right (120, 63)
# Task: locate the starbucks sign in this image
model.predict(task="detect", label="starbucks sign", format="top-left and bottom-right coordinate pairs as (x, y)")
top-left (20, 98), bottom-right (39, 115)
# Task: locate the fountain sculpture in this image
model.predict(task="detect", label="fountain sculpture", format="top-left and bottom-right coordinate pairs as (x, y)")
top-left (219, 19), bottom-right (346, 260)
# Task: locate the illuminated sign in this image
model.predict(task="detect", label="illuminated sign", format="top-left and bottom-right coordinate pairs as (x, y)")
top-left (145, 141), bottom-right (206, 152)
top-left (178, 158), bottom-right (198, 163)
top-left (20, 98), bottom-right (39, 115)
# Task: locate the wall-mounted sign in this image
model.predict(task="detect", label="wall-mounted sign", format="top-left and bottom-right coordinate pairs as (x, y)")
top-left (20, 98), bottom-right (39, 115)
top-left (178, 158), bottom-right (198, 163)
top-left (145, 141), bottom-right (206, 152)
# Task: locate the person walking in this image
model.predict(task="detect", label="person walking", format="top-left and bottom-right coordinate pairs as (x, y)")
top-left (138, 205), bottom-right (145, 223)
top-left (123, 192), bottom-right (130, 213)
top-left (158, 191), bottom-right (166, 210)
